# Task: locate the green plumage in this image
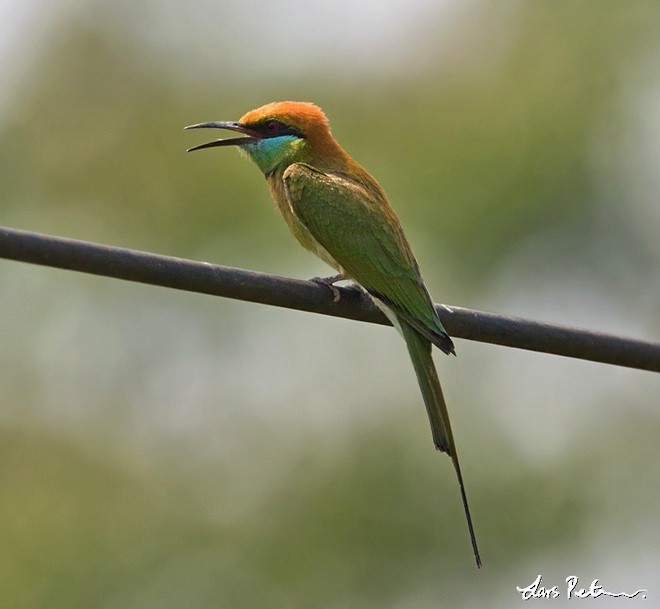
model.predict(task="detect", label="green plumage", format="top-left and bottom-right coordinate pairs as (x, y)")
top-left (281, 162), bottom-right (479, 565)
top-left (283, 163), bottom-right (454, 354)
top-left (187, 101), bottom-right (481, 567)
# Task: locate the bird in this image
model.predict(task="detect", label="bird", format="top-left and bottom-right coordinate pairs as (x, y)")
top-left (185, 101), bottom-right (481, 567)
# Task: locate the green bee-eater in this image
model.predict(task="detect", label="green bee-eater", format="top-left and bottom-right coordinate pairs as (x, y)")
top-left (186, 101), bottom-right (481, 567)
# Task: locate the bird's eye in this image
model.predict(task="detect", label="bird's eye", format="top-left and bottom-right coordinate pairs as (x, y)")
top-left (265, 120), bottom-right (281, 135)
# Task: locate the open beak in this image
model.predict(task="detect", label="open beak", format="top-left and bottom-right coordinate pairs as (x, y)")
top-left (184, 121), bottom-right (263, 152)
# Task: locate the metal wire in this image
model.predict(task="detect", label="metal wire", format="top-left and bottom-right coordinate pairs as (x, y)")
top-left (1, 225), bottom-right (658, 372)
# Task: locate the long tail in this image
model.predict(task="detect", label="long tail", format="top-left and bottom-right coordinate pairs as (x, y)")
top-left (400, 321), bottom-right (482, 568)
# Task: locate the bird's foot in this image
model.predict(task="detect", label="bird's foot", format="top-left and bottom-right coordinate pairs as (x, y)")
top-left (310, 273), bottom-right (345, 302)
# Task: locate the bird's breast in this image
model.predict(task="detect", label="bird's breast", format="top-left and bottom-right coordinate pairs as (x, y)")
top-left (266, 172), bottom-right (343, 273)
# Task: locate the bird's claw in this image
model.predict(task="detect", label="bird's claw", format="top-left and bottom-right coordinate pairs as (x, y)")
top-left (310, 275), bottom-right (343, 302)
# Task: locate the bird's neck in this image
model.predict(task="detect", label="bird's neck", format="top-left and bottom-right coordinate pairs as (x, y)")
top-left (243, 136), bottom-right (305, 176)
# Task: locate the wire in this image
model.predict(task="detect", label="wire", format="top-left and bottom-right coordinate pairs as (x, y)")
top-left (1, 225), bottom-right (658, 372)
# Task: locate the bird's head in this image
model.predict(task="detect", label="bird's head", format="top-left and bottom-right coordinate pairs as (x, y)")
top-left (186, 101), bottom-right (341, 175)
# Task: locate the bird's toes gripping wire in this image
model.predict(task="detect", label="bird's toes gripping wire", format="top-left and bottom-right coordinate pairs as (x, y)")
top-left (309, 273), bottom-right (346, 302)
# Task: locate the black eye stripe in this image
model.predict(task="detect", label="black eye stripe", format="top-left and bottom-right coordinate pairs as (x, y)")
top-left (256, 120), bottom-right (305, 138)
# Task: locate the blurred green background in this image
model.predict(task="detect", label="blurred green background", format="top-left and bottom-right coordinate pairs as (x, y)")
top-left (1, 0), bottom-right (659, 606)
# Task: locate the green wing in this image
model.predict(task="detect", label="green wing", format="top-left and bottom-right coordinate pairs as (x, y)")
top-left (283, 163), bottom-right (454, 354)
top-left (284, 163), bottom-right (479, 565)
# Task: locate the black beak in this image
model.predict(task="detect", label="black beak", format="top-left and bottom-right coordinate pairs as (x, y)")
top-left (184, 121), bottom-right (263, 152)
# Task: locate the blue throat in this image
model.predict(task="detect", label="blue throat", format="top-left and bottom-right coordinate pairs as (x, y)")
top-left (242, 135), bottom-right (302, 174)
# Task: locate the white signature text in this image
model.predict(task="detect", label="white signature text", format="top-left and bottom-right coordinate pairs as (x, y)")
top-left (516, 574), bottom-right (647, 601)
